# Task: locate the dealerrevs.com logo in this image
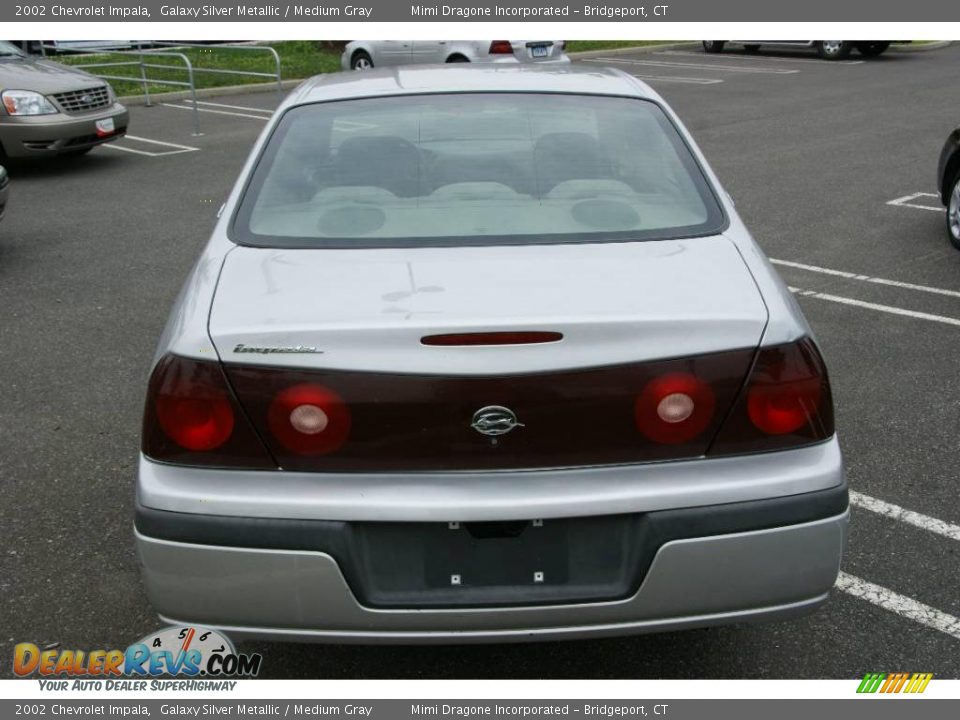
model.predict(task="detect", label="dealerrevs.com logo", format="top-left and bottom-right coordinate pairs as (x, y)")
top-left (14, 626), bottom-right (262, 689)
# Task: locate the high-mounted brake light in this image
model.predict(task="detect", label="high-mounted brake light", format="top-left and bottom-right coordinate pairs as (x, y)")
top-left (422, 331), bottom-right (563, 346)
top-left (489, 41), bottom-right (514, 55)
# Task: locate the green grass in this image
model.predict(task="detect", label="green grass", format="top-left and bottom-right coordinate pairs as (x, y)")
top-left (57, 41), bottom-right (342, 98)
top-left (564, 40), bottom-right (684, 53)
top-left (53, 40), bottom-right (700, 99)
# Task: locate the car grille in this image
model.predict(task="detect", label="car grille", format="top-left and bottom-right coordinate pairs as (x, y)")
top-left (53, 85), bottom-right (111, 114)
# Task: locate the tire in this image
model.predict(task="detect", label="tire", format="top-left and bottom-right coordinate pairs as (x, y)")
top-left (856, 41), bottom-right (891, 57)
top-left (743, 44), bottom-right (761, 53)
top-left (702, 41), bottom-right (725, 54)
top-left (947, 171), bottom-right (960, 251)
top-left (815, 41), bottom-right (853, 60)
top-left (446, 55), bottom-right (469, 63)
top-left (350, 51), bottom-right (373, 71)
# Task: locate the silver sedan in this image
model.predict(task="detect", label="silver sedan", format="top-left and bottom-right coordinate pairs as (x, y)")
top-left (136, 64), bottom-right (847, 643)
top-left (341, 40), bottom-right (569, 70)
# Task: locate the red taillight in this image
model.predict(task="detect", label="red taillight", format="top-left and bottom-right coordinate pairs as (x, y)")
top-left (157, 393), bottom-right (234, 451)
top-left (489, 41), bottom-right (514, 55)
top-left (709, 338), bottom-right (834, 456)
top-left (748, 376), bottom-right (822, 435)
top-left (635, 372), bottom-right (716, 444)
top-left (142, 355), bottom-right (275, 468)
top-left (268, 384), bottom-right (351, 456)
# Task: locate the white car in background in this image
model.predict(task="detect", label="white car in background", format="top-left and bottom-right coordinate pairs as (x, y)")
top-left (341, 40), bottom-right (569, 70)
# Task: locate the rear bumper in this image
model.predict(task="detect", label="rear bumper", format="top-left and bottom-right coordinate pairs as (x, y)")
top-left (137, 509), bottom-right (848, 643)
top-left (0, 103), bottom-right (128, 157)
top-left (136, 477), bottom-right (849, 642)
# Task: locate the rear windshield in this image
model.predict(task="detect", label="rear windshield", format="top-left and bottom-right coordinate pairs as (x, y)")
top-left (232, 93), bottom-right (725, 248)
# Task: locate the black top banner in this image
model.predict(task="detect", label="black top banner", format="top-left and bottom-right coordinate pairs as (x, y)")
top-left (3, 0), bottom-right (956, 22)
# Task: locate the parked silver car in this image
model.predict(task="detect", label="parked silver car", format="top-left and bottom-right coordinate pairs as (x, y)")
top-left (702, 40), bottom-right (904, 60)
top-left (136, 64), bottom-right (847, 643)
top-left (0, 40), bottom-right (128, 160)
top-left (341, 40), bottom-right (569, 70)
top-left (938, 126), bottom-right (960, 250)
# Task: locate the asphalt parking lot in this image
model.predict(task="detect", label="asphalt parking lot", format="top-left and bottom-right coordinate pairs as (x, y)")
top-left (2, 42), bottom-right (959, 679)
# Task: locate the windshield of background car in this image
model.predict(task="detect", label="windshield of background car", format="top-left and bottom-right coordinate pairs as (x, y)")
top-left (233, 92), bottom-right (726, 248)
top-left (0, 41), bottom-right (26, 57)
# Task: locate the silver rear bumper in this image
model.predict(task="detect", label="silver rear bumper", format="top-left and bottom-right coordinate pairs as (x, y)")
top-left (136, 510), bottom-right (849, 643)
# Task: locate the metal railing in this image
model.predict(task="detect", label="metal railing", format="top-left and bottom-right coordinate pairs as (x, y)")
top-left (153, 42), bottom-right (283, 100)
top-left (39, 42), bottom-right (284, 136)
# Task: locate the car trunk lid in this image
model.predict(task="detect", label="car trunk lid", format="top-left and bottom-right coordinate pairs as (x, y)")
top-left (209, 238), bottom-right (768, 471)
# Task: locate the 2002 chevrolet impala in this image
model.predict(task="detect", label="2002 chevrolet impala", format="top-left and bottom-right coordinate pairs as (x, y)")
top-left (136, 64), bottom-right (848, 642)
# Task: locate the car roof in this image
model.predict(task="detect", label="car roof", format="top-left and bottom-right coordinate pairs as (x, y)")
top-left (285, 63), bottom-right (658, 108)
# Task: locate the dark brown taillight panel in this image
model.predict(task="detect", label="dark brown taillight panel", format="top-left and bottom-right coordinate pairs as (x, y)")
top-left (223, 349), bottom-right (757, 472)
top-left (708, 337), bottom-right (834, 457)
top-left (143, 339), bottom-right (835, 472)
top-left (142, 354), bottom-right (275, 469)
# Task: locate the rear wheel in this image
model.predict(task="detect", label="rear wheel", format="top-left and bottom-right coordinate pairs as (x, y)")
top-left (702, 41), bottom-right (725, 54)
top-left (816, 41), bottom-right (853, 60)
top-left (446, 54), bottom-right (469, 63)
top-left (350, 51), bottom-right (373, 70)
top-left (947, 171), bottom-right (960, 251)
top-left (856, 41), bottom-right (891, 57)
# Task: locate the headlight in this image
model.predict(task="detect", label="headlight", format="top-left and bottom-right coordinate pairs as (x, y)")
top-left (106, 84), bottom-right (116, 102)
top-left (1, 90), bottom-right (58, 116)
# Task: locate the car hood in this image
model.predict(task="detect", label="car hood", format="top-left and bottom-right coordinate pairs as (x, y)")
top-left (0, 57), bottom-right (105, 94)
top-left (208, 237), bottom-right (769, 375)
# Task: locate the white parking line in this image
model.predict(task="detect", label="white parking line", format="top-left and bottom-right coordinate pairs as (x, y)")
top-left (101, 134), bottom-right (200, 157)
top-left (161, 102), bottom-right (269, 121)
top-left (772, 258), bottom-right (960, 299)
top-left (656, 50), bottom-right (865, 65)
top-left (850, 492), bottom-right (960, 543)
top-left (788, 286), bottom-right (960, 327)
top-left (615, 73), bottom-right (724, 85)
top-left (836, 572), bottom-right (960, 641)
top-left (887, 192), bottom-right (944, 212)
top-left (185, 100), bottom-right (274, 115)
top-left (585, 57), bottom-right (799, 74)
top-left (838, 493), bottom-right (960, 639)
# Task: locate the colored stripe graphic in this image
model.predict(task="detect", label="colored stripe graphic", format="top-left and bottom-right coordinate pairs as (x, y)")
top-left (857, 672), bottom-right (932, 693)
top-left (857, 673), bottom-right (886, 693)
top-left (908, 673), bottom-right (934, 693)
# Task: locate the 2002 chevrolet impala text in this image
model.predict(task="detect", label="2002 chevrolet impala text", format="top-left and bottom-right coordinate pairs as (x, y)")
top-left (135, 65), bottom-right (848, 643)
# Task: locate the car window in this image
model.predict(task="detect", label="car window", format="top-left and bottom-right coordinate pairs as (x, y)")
top-left (0, 41), bottom-right (26, 58)
top-left (233, 93), bottom-right (725, 248)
